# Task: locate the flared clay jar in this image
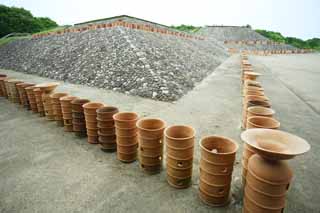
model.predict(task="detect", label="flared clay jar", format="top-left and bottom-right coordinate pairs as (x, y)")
top-left (241, 128), bottom-right (310, 160)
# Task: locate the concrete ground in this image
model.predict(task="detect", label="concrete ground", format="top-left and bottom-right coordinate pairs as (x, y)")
top-left (0, 53), bottom-right (319, 212)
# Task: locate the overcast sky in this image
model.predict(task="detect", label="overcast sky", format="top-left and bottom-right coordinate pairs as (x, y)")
top-left (1, 0), bottom-right (319, 40)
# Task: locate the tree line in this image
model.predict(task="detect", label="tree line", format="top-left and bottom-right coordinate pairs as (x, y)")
top-left (0, 4), bottom-right (58, 37)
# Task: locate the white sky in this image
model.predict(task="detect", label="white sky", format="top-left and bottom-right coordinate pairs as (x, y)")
top-left (1, 0), bottom-right (319, 40)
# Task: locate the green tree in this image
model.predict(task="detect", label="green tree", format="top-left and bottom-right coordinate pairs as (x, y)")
top-left (0, 4), bottom-right (58, 37)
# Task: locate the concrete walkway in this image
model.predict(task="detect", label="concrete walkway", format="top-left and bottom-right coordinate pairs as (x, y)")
top-left (1, 53), bottom-right (319, 212)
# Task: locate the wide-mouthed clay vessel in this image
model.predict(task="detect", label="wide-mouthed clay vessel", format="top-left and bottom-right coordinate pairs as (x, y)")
top-left (136, 118), bottom-right (166, 174)
top-left (165, 125), bottom-right (195, 188)
top-left (241, 129), bottom-right (310, 213)
top-left (33, 88), bottom-right (45, 116)
top-left (16, 83), bottom-right (35, 109)
top-left (199, 135), bottom-right (238, 206)
top-left (7, 79), bottom-right (23, 103)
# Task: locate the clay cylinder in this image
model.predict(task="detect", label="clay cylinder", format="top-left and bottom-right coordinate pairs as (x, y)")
top-left (7, 80), bottom-right (23, 103)
top-left (50, 93), bottom-right (68, 126)
top-left (0, 74), bottom-right (8, 97)
top-left (60, 96), bottom-right (78, 132)
top-left (241, 144), bottom-right (255, 185)
top-left (25, 86), bottom-right (38, 113)
top-left (33, 88), bottom-right (45, 116)
top-left (165, 125), bottom-right (195, 188)
top-left (83, 102), bottom-right (104, 144)
top-left (137, 118), bottom-right (166, 174)
top-left (247, 106), bottom-right (275, 119)
top-left (71, 99), bottom-right (90, 137)
top-left (242, 96), bottom-right (271, 129)
top-left (16, 83), bottom-right (35, 109)
top-left (199, 136), bottom-right (238, 206)
top-left (246, 116), bottom-right (280, 129)
top-left (96, 106), bottom-right (119, 152)
top-left (4, 79), bottom-right (11, 99)
top-left (243, 154), bottom-right (292, 213)
top-left (113, 112), bottom-right (139, 163)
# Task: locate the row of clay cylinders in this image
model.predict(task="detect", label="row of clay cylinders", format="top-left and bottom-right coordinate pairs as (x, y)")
top-left (96, 106), bottom-right (119, 151)
top-left (165, 125), bottom-right (195, 188)
top-left (136, 118), bottom-right (166, 174)
top-left (199, 136), bottom-right (238, 206)
top-left (50, 93), bottom-right (68, 126)
top-left (16, 83), bottom-right (35, 109)
top-left (0, 74), bottom-right (8, 97)
top-left (71, 99), bottom-right (90, 137)
top-left (25, 86), bottom-right (38, 112)
top-left (113, 112), bottom-right (139, 162)
top-left (7, 79), bottom-right (23, 103)
top-left (33, 88), bottom-right (45, 116)
top-left (83, 102), bottom-right (104, 144)
top-left (243, 154), bottom-right (292, 212)
top-left (60, 96), bottom-right (78, 132)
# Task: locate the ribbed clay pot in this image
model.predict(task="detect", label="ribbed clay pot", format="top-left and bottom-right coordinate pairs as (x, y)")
top-left (33, 88), bottom-right (45, 116)
top-left (165, 125), bottom-right (195, 188)
top-left (36, 83), bottom-right (59, 121)
top-left (0, 74), bottom-right (7, 97)
top-left (83, 102), bottom-right (104, 144)
top-left (247, 106), bottom-right (275, 118)
top-left (25, 86), bottom-right (38, 112)
top-left (60, 96), bottom-right (78, 132)
top-left (50, 93), bottom-right (68, 126)
top-left (16, 83), bottom-right (35, 109)
top-left (113, 112), bottom-right (138, 128)
top-left (199, 136), bottom-right (238, 206)
top-left (71, 99), bottom-right (90, 137)
top-left (96, 106), bottom-right (118, 152)
top-left (243, 154), bottom-right (292, 213)
top-left (7, 79), bottom-right (23, 103)
top-left (113, 112), bottom-right (139, 163)
top-left (242, 96), bottom-right (271, 129)
top-left (246, 116), bottom-right (280, 129)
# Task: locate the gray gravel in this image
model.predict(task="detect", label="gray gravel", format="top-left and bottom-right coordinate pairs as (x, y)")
top-left (0, 26), bottom-right (228, 101)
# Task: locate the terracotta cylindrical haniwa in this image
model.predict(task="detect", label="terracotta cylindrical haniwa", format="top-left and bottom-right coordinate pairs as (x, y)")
top-left (165, 125), bottom-right (195, 188)
top-left (113, 112), bottom-right (139, 163)
top-left (199, 136), bottom-right (238, 206)
top-left (83, 102), bottom-right (104, 144)
top-left (7, 79), bottom-right (23, 103)
top-left (33, 88), bottom-right (45, 116)
top-left (243, 154), bottom-right (292, 213)
top-left (246, 116), bottom-right (280, 130)
top-left (60, 96), bottom-right (78, 132)
top-left (25, 86), bottom-right (38, 112)
top-left (0, 74), bottom-right (7, 97)
top-left (16, 83), bottom-right (35, 109)
top-left (50, 93), bottom-right (68, 126)
top-left (35, 83), bottom-right (59, 121)
top-left (247, 106), bottom-right (275, 119)
top-left (242, 96), bottom-right (271, 129)
top-left (71, 99), bottom-right (90, 137)
top-left (4, 79), bottom-right (11, 99)
top-left (136, 118), bottom-right (166, 174)
top-left (96, 106), bottom-right (119, 152)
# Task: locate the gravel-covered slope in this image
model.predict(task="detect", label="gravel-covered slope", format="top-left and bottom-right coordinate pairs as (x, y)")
top-left (198, 26), bottom-right (268, 41)
top-left (0, 27), bottom-right (228, 101)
